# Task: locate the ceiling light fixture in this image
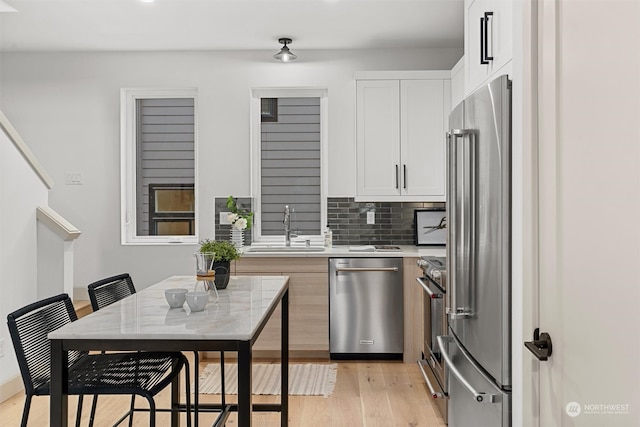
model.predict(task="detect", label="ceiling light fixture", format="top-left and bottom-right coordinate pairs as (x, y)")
top-left (273, 38), bottom-right (297, 63)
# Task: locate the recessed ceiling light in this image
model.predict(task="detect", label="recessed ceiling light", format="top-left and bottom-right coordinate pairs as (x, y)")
top-left (140, 0), bottom-right (155, 3)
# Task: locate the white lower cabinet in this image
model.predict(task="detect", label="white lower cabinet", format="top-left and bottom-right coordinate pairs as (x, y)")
top-left (355, 72), bottom-right (450, 201)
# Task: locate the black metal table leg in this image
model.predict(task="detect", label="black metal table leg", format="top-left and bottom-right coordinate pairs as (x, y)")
top-left (237, 341), bottom-right (252, 426)
top-left (171, 367), bottom-right (180, 426)
top-left (281, 289), bottom-right (289, 427)
top-left (51, 339), bottom-right (69, 427)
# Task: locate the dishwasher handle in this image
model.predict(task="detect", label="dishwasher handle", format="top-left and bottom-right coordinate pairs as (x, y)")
top-left (335, 267), bottom-right (399, 273)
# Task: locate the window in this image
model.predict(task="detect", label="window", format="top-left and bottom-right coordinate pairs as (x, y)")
top-left (121, 89), bottom-right (198, 245)
top-left (149, 184), bottom-right (195, 235)
top-left (261, 98), bottom-right (278, 122)
top-left (251, 89), bottom-right (328, 243)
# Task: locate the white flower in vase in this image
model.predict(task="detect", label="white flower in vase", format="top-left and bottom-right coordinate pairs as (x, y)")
top-left (234, 217), bottom-right (248, 231)
top-left (226, 196), bottom-right (253, 248)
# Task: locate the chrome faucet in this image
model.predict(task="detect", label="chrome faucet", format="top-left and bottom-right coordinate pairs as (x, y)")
top-left (283, 205), bottom-right (291, 246)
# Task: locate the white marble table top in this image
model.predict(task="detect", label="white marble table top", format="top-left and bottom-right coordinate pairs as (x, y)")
top-left (49, 275), bottom-right (289, 342)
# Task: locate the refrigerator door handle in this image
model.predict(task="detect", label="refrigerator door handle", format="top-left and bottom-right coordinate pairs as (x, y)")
top-left (446, 131), bottom-right (459, 317)
top-left (446, 129), bottom-right (474, 320)
top-left (437, 335), bottom-right (501, 404)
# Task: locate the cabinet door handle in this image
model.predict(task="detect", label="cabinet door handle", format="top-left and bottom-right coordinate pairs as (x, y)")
top-left (403, 164), bottom-right (407, 189)
top-left (481, 11), bottom-right (494, 65)
top-left (484, 12), bottom-right (494, 61)
top-left (480, 16), bottom-right (488, 65)
top-left (395, 164), bottom-right (399, 189)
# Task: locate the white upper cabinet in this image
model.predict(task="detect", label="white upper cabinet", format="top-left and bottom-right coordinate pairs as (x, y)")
top-left (465, 0), bottom-right (513, 95)
top-left (450, 56), bottom-right (465, 110)
top-left (356, 79), bottom-right (401, 197)
top-left (355, 71), bottom-right (450, 201)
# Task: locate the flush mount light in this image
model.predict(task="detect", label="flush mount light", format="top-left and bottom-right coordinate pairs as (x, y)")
top-left (273, 38), bottom-right (297, 63)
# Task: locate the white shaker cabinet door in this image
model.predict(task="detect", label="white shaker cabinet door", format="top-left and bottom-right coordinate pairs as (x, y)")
top-left (400, 79), bottom-right (446, 199)
top-left (465, 0), bottom-right (513, 96)
top-left (356, 80), bottom-right (401, 197)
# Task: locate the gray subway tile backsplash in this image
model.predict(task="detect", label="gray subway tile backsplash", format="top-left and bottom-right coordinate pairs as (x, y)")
top-left (213, 196), bottom-right (444, 247)
top-left (327, 197), bottom-right (445, 246)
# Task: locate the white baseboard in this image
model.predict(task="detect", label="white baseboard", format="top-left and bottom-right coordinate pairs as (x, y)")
top-left (0, 375), bottom-right (23, 403)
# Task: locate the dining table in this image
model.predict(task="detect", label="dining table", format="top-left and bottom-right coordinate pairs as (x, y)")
top-left (48, 275), bottom-right (290, 427)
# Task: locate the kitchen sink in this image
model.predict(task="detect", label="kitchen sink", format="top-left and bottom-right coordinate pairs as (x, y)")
top-left (245, 245), bottom-right (325, 253)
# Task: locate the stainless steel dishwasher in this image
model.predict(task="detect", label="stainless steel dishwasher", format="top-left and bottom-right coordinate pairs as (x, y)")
top-left (329, 257), bottom-right (403, 359)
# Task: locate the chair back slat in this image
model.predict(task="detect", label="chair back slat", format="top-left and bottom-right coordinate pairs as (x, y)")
top-left (6, 294), bottom-right (85, 395)
top-left (87, 273), bottom-right (136, 311)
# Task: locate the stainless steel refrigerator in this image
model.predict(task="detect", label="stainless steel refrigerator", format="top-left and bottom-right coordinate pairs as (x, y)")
top-left (438, 75), bottom-right (511, 426)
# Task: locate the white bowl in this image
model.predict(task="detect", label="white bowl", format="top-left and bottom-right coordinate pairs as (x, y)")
top-left (186, 291), bottom-right (209, 312)
top-left (165, 288), bottom-right (188, 309)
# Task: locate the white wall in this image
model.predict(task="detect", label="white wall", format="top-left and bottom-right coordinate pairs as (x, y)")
top-left (0, 48), bottom-right (462, 290)
top-left (0, 128), bottom-right (49, 394)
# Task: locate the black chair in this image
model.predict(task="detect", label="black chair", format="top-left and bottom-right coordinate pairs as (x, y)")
top-left (87, 273), bottom-right (136, 313)
top-left (7, 293), bottom-right (191, 427)
top-left (87, 273), bottom-right (220, 427)
top-left (87, 273), bottom-right (139, 427)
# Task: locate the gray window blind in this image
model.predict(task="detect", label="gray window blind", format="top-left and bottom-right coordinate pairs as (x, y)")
top-left (135, 98), bottom-right (195, 236)
top-left (261, 97), bottom-right (321, 236)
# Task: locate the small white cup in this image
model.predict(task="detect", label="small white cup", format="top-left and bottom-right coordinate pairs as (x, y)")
top-left (165, 288), bottom-right (188, 309)
top-left (186, 291), bottom-right (209, 312)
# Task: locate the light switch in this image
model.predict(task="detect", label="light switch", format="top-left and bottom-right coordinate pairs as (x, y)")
top-left (367, 211), bottom-right (375, 224)
top-left (64, 172), bottom-right (82, 185)
top-left (219, 212), bottom-right (232, 225)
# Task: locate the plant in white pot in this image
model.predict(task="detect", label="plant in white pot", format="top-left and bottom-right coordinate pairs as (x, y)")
top-left (197, 239), bottom-right (241, 289)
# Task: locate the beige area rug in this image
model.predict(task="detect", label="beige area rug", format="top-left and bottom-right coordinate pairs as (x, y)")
top-left (197, 363), bottom-right (338, 398)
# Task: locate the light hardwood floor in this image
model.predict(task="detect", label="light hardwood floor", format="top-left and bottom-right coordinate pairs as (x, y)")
top-left (0, 358), bottom-right (446, 427)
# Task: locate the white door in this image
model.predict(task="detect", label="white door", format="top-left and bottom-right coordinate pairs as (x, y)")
top-left (528, 1), bottom-right (640, 426)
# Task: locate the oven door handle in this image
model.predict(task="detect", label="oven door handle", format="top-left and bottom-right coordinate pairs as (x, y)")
top-left (417, 360), bottom-right (446, 399)
top-left (416, 277), bottom-right (443, 299)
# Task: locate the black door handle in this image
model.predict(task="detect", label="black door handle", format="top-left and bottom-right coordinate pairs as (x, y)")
top-left (480, 11), bottom-right (494, 65)
top-left (483, 12), bottom-right (494, 62)
top-left (524, 328), bottom-right (553, 361)
top-left (480, 16), bottom-right (488, 65)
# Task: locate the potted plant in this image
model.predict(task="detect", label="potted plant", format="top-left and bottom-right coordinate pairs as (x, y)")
top-left (197, 239), bottom-right (241, 289)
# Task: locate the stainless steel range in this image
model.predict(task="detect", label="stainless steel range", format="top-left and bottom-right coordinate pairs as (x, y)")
top-left (416, 256), bottom-right (448, 422)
